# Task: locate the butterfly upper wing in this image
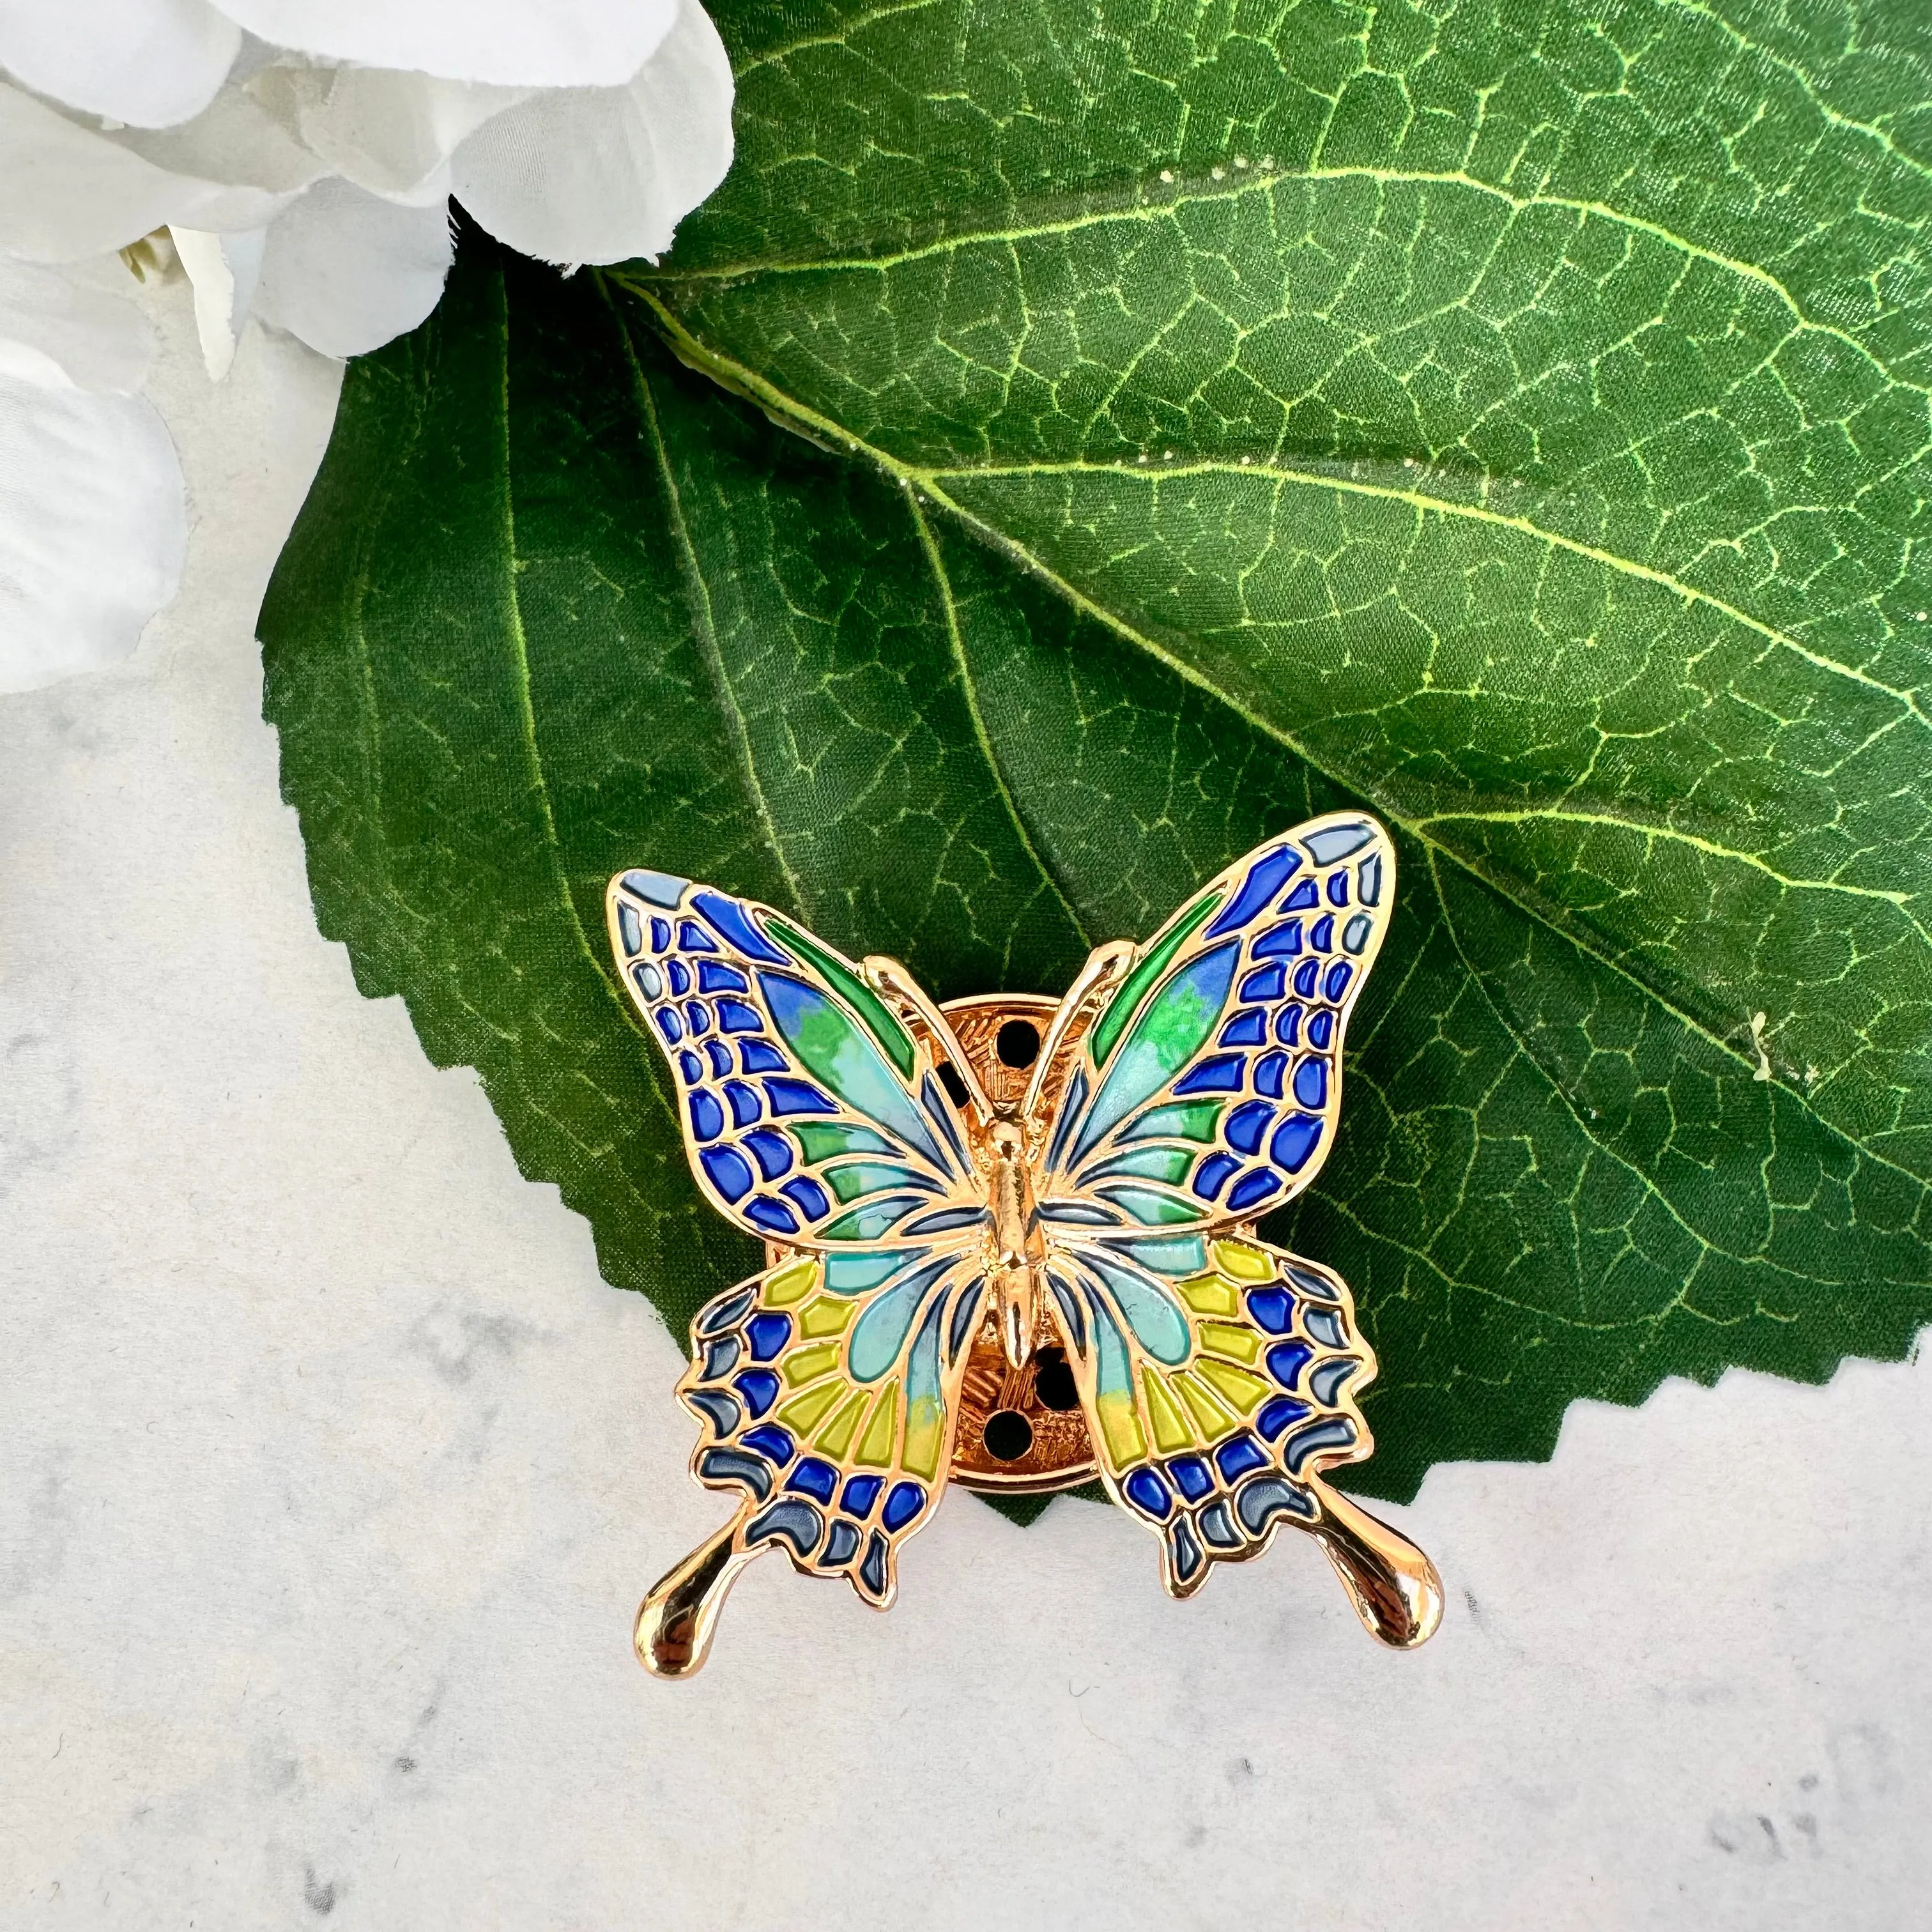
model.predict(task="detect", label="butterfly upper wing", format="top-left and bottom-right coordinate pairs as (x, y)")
top-left (1032, 815), bottom-right (1395, 1591)
top-left (677, 1248), bottom-right (988, 1604)
top-left (606, 868), bottom-right (983, 1249)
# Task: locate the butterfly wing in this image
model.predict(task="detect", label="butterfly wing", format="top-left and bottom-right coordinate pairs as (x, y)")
top-left (609, 868), bottom-right (990, 1601)
top-left (1033, 814), bottom-right (1395, 1591)
top-left (606, 868), bottom-right (984, 1247)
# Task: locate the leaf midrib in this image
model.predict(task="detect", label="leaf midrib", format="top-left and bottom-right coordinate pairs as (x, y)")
top-left (617, 275), bottom-right (1932, 1201)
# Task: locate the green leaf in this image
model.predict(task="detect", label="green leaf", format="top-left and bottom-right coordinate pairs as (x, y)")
top-left (262, 0), bottom-right (1932, 1505)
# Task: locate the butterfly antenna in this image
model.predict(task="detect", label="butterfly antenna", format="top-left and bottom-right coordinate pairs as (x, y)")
top-left (861, 956), bottom-right (995, 1121)
top-left (1022, 940), bottom-right (1135, 1126)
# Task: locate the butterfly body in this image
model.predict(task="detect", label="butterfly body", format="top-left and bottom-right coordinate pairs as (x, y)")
top-left (609, 815), bottom-right (1443, 1674)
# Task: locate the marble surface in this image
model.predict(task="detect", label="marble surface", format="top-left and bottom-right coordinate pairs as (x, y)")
top-left (3, 278), bottom-right (1929, 1932)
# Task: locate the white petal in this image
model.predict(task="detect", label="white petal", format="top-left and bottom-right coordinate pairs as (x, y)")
top-left (251, 180), bottom-right (452, 360)
top-left (0, 257), bottom-right (155, 392)
top-left (259, 65), bottom-right (530, 207)
top-left (0, 81), bottom-right (301, 260)
top-left (170, 225), bottom-right (265, 379)
top-left (450, 0), bottom-right (733, 266)
top-left (108, 77), bottom-right (325, 194)
top-left (0, 0), bottom-right (238, 129)
top-left (0, 371), bottom-right (186, 691)
top-left (216, 0), bottom-right (678, 87)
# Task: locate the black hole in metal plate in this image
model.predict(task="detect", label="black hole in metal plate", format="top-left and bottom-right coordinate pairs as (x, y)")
top-left (1032, 1349), bottom-right (1078, 1412)
top-left (935, 1061), bottom-right (972, 1108)
top-left (984, 1409), bottom-right (1034, 1461)
top-left (995, 1020), bottom-right (1040, 1068)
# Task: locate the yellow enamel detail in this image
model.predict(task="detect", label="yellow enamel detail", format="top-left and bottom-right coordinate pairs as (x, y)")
top-left (902, 1395), bottom-right (945, 1480)
top-left (764, 1257), bottom-right (818, 1307)
top-left (778, 1381), bottom-right (844, 1434)
top-left (1142, 1365), bottom-right (1195, 1453)
top-left (1211, 1239), bottom-right (1273, 1283)
top-left (1195, 1357), bottom-right (1271, 1414)
top-left (814, 1390), bottom-right (869, 1458)
top-left (799, 1296), bottom-right (854, 1338)
top-left (1174, 1367), bottom-right (1238, 1436)
top-left (783, 1341), bottom-right (842, 1388)
top-left (855, 1382), bottom-right (899, 1468)
top-left (1177, 1272), bottom-right (1238, 1315)
top-left (1095, 1390), bottom-right (1147, 1471)
top-left (1198, 1321), bottom-right (1262, 1365)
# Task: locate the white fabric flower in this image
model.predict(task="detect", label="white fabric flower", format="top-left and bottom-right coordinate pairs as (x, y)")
top-left (0, 0), bottom-right (735, 689)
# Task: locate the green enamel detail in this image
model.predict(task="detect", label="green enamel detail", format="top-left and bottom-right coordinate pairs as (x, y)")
top-left (1082, 1144), bottom-right (1195, 1185)
top-left (818, 1193), bottom-right (925, 1242)
top-left (1095, 1183), bottom-right (1203, 1226)
top-left (769, 917), bottom-right (916, 1079)
top-left (1120, 1101), bottom-right (1223, 1146)
top-left (794, 1123), bottom-right (899, 1163)
top-left (824, 1250), bottom-right (918, 1294)
top-left (1087, 890), bottom-right (1221, 1071)
top-left (825, 1160), bottom-right (931, 1203)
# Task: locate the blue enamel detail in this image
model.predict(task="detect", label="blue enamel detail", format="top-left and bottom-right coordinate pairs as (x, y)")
top-left (1253, 919), bottom-right (1302, 959)
top-left (654, 1007), bottom-right (684, 1045)
top-left (740, 1423), bottom-right (794, 1464)
top-left (688, 1091), bottom-right (724, 1141)
top-left (621, 869), bottom-right (687, 907)
top-left (783, 1176), bottom-right (831, 1221)
top-left (700, 1145), bottom-right (753, 1202)
top-left (1304, 821), bottom-right (1374, 864)
top-left (1294, 1055), bottom-right (1328, 1110)
top-left (1344, 914), bottom-right (1374, 954)
top-left (1048, 1273), bottom-right (1087, 1355)
top-left (841, 1473), bottom-right (883, 1517)
top-left (698, 960), bottom-right (749, 995)
top-left (1292, 958), bottom-right (1321, 998)
top-left (1325, 961), bottom-right (1354, 1000)
top-left (900, 1204), bottom-right (990, 1237)
top-left (1305, 1306), bottom-right (1348, 1349)
top-left (763, 1077), bottom-right (838, 1116)
top-left (723, 1079), bottom-right (760, 1126)
top-left (732, 1369), bottom-right (780, 1418)
top-left (822, 1519), bottom-right (862, 1567)
top-left (1214, 1433), bottom-right (1268, 1482)
top-left (1219, 1008), bottom-right (1268, 1047)
top-left (1258, 1394), bottom-right (1312, 1440)
top-left (617, 902), bottom-right (644, 957)
top-left (1173, 1053), bottom-right (1245, 1095)
top-left (1267, 1338), bottom-right (1314, 1386)
top-left (1225, 1100), bottom-right (1274, 1155)
top-left (666, 957), bottom-right (691, 997)
top-left (1358, 853), bottom-right (1383, 905)
top-left (630, 961), bottom-right (661, 1000)
top-left (882, 1482), bottom-right (925, 1532)
top-left (1039, 1201), bottom-right (1121, 1225)
top-left (746, 1312), bottom-right (792, 1360)
top-left (1273, 1005), bottom-right (1301, 1046)
top-left (746, 1196), bottom-right (799, 1236)
top-left (1167, 1455), bottom-right (1213, 1501)
top-left (786, 1457), bottom-right (838, 1503)
top-left (1079, 1252), bottom-right (1192, 1364)
top-left (1241, 962), bottom-right (1287, 1001)
top-left (1206, 845), bottom-right (1301, 939)
top-left (742, 1129), bottom-right (793, 1181)
top-left (1254, 1051), bottom-right (1287, 1098)
top-left (650, 916), bottom-right (671, 952)
top-left (1045, 1065), bottom-right (1087, 1173)
top-left (1328, 870), bottom-right (1349, 907)
top-left (705, 1039), bottom-right (732, 1078)
top-left (678, 1050), bottom-right (703, 1084)
top-left (1269, 1114), bottom-right (1324, 1173)
top-left (824, 1250), bottom-right (918, 1294)
top-left (1225, 1169), bottom-right (1282, 1213)
top-left (848, 1255), bottom-right (957, 1381)
top-left (1282, 877), bottom-right (1320, 911)
top-left (1310, 1356), bottom-right (1360, 1404)
top-left (1246, 1287), bottom-right (1294, 1333)
top-left (1123, 1467), bottom-right (1172, 1519)
top-left (1284, 1415), bottom-right (1358, 1474)
top-left (692, 889), bottom-right (792, 965)
top-left (676, 919), bottom-right (718, 953)
top-left (1307, 1009), bottom-right (1333, 1050)
top-left (1192, 1152), bottom-right (1240, 1200)
top-left (682, 1000), bottom-right (710, 1036)
top-left (1106, 1234), bottom-right (1208, 1277)
top-left (1310, 913), bottom-right (1335, 952)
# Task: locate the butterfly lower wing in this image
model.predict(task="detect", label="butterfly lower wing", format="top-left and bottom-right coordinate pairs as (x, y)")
top-left (1046, 1232), bottom-right (1375, 1595)
top-left (607, 868), bottom-right (983, 1247)
top-left (1041, 813), bottom-right (1395, 1232)
top-left (678, 1248), bottom-right (987, 1605)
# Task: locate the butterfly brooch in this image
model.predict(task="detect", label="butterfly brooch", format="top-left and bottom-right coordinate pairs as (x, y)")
top-left (608, 814), bottom-right (1443, 1675)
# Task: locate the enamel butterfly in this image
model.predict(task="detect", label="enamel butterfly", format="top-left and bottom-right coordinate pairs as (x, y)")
top-left (608, 815), bottom-right (1443, 1675)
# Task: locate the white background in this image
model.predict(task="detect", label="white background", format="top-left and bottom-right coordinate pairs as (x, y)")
top-left (3, 279), bottom-right (1929, 1931)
